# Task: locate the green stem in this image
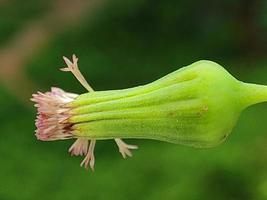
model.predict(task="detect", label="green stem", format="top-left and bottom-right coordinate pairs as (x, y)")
top-left (241, 82), bottom-right (267, 108)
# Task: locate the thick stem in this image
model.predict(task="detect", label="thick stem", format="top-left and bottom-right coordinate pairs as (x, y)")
top-left (241, 82), bottom-right (267, 108)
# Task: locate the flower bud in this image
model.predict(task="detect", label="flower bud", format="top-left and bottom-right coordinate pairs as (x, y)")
top-left (65, 60), bottom-right (265, 148)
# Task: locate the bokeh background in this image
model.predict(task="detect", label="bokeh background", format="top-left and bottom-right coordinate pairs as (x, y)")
top-left (1, 0), bottom-right (267, 199)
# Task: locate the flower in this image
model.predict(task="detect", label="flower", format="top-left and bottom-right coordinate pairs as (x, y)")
top-left (32, 56), bottom-right (267, 170)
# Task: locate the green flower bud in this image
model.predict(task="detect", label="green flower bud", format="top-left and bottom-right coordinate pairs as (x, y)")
top-left (67, 60), bottom-right (264, 148)
top-left (32, 56), bottom-right (267, 169)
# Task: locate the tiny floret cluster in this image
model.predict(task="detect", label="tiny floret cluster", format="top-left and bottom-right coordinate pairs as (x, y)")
top-left (31, 87), bottom-right (77, 141)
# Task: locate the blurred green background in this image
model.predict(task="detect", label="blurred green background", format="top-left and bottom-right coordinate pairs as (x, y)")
top-left (1, 0), bottom-right (267, 199)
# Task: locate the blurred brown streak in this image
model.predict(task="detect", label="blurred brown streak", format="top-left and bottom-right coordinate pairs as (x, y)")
top-left (0, 0), bottom-right (106, 106)
top-left (0, 0), bottom-right (7, 5)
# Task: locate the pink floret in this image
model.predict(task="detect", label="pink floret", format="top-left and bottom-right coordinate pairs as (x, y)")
top-left (31, 87), bottom-right (78, 141)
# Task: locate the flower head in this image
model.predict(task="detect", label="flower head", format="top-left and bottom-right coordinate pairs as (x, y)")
top-left (31, 56), bottom-right (267, 171)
